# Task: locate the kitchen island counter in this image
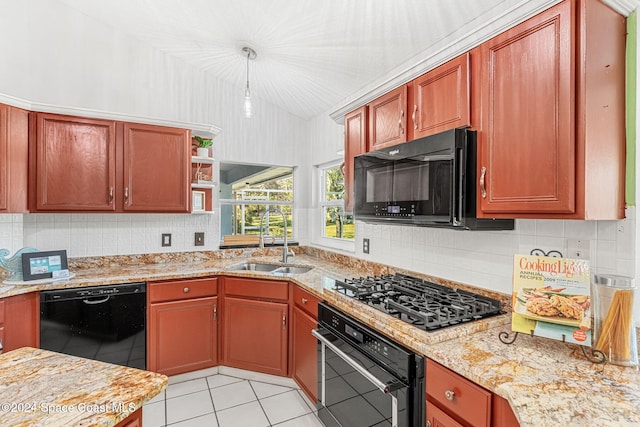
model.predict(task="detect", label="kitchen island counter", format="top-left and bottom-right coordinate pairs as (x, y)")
top-left (0, 347), bottom-right (167, 426)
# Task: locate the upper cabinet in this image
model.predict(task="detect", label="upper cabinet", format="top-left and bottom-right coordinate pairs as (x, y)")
top-left (343, 106), bottom-right (367, 213)
top-left (0, 104), bottom-right (28, 213)
top-left (29, 113), bottom-right (191, 213)
top-left (476, 0), bottom-right (626, 219)
top-left (408, 53), bottom-right (470, 140)
top-left (123, 123), bottom-right (190, 213)
top-left (368, 85), bottom-right (408, 150)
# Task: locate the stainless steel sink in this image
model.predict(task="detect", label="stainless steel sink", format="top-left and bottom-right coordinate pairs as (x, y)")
top-left (272, 266), bottom-right (313, 275)
top-left (226, 262), bottom-right (281, 272)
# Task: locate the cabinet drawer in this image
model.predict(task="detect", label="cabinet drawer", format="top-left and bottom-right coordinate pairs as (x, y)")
top-left (426, 359), bottom-right (491, 427)
top-left (149, 278), bottom-right (217, 303)
top-left (224, 277), bottom-right (288, 301)
top-left (292, 285), bottom-right (320, 319)
top-left (0, 299), bottom-right (5, 324)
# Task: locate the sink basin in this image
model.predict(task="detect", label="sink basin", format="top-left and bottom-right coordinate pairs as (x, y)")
top-left (227, 262), bottom-right (281, 272)
top-left (272, 266), bottom-right (313, 275)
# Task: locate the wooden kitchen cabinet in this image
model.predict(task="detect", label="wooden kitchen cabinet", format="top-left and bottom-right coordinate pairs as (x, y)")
top-left (426, 358), bottom-right (491, 427)
top-left (368, 85), bottom-right (408, 150)
top-left (122, 123), bottom-right (190, 213)
top-left (409, 53), bottom-right (470, 140)
top-left (30, 113), bottom-right (117, 211)
top-left (222, 277), bottom-right (289, 376)
top-left (426, 400), bottom-right (464, 427)
top-left (0, 103), bottom-right (29, 213)
top-left (476, 0), bottom-right (625, 219)
top-left (0, 292), bottom-right (39, 352)
top-left (147, 278), bottom-right (218, 376)
top-left (343, 106), bottom-right (367, 212)
top-left (492, 394), bottom-right (520, 427)
top-left (29, 113), bottom-right (191, 213)
top-left (291, 285), bottom-right (321, 401)
top-left (115, 408), bottom-right (142, 427)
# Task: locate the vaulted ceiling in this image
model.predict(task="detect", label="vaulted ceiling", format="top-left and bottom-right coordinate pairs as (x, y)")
top-left (53, 0), bottom-right (595, 121)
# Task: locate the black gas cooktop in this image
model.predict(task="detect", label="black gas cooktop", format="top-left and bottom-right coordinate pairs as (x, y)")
top-left (333, 273), bottom-right (502, 331)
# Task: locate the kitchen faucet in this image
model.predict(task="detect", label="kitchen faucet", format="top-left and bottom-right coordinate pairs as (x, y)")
top-left (258, 207), bottom-right (294, 263)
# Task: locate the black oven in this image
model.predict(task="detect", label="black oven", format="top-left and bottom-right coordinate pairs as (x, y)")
top-left (313, 303), bottom-right (424, 427)
top-left (353, 127), bottom-right (514, 230)
top-left (40, 282), bottom-right (146, 369)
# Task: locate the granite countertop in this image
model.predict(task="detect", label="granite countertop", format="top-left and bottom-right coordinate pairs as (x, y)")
top-left (1, 246), bottom-right (638, 426)
top-left (0, 347), bottom-right (167, 426)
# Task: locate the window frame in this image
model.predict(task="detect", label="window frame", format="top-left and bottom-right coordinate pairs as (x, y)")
top-left (319, 162), bottom-right (353, 242)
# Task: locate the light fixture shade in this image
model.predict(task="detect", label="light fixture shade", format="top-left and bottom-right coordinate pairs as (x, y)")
top-left (243, 87), bottom-right (252, 118)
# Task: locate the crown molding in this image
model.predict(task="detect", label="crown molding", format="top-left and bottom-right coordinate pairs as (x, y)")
top-left (603, 0), bottom-right (640, 15)
top-left (0, 92), bottom-right (220, 137)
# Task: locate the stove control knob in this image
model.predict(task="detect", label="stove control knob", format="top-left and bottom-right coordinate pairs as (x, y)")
top-left (444, 390), bottom-right (455, 401)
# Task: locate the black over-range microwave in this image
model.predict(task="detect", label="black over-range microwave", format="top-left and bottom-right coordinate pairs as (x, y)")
top-left (353, 128), bottom-right (514, 230)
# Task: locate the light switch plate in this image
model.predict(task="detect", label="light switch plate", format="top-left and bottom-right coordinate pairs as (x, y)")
top-left (162, 233), bottom-right (172, 247)
top-left (195, 232), bottom-right (205, 246)
top-left (363, 238), bottom-right (370, 254)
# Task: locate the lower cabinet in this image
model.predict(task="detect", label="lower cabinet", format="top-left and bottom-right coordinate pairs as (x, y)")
top-left (147, 278), bottom-right (218, 376)
top-left (291, 285), bottom-right (321, 401)
top-left (115, 408), bottom-right (142, 427)
top-left (0, 292), bottom-right (39, 352)
top-left (492, 395), bottom-right (520, 427)
top-left (426, 400), bottom-right (464, 427)
top-left (222, 277), bottom-right (289, 376)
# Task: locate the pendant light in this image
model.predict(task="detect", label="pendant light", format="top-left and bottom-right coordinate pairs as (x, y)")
top-left (242, 46), bottom-right (257, 118)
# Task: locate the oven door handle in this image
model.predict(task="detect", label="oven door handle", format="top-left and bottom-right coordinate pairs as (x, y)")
top-left (82, 296), bottom-right (111, 305)
top-left (312, 329), bottom-right (404, 394)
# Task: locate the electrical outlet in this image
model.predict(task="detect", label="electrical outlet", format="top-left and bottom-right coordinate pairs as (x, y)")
top-left (161, 233), bottom-right (172, 247)
top-left (195, 232), bottom-right (205, 246)
top-left (363, 238), bottom-right (370, 254)
top-left (567, 239), bottom-right (591, 259)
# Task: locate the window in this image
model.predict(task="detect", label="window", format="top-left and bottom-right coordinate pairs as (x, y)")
top-left (219, 163), bottom-right (294, 242)
top-left (321, 163), bottom-right (354, 240)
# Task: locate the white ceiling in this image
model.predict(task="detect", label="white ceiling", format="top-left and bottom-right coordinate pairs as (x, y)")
top-left (54, 0), bottom-right (570, 121)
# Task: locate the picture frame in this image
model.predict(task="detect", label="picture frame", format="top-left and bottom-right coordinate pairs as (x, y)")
top-left (21, 250), bottom-right (69, 281)
top-left (192, 190), bottom-right (206, 212)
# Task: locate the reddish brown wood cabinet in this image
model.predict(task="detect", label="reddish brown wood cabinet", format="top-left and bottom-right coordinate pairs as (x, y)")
top-left (343, 106), bottom-right (367, 212)
top-left (222, 277), bottom-right (289, 376)
top-left (123, 123), bottom-right (190, 212)
top-left (115, 408), bottom-right (142, 427)
top-left (0, 104), bottom-right (29, 213)
top-left (409, 53), bottom-right (470, 140)
top-left (291, 285), bottom-right (321, 401)
top-left (477, 0), bottom-right (625, 219)
top-left (29, 113), bottom-right (190, 213)
top-left (492, 395), bottom-right (520, 427)
top-left (147, 278), bottom-right (218, 376)
top-left (426, 400), bottom-right (464, 427)
top-left (0, 292), bottom-right (39, 352)
top-left (368, 85), bottom-right (408, 150)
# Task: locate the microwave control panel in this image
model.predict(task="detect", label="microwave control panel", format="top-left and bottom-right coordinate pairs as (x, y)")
top-left (372, 203), bottom-right (416, 217)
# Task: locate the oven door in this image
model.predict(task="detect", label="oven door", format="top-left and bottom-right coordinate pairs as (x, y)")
top-left (313, 328), bottom-right (409, 427)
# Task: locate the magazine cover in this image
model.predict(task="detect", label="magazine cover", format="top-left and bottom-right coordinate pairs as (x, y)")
top-left (512, 254), bottom-right (591, 346)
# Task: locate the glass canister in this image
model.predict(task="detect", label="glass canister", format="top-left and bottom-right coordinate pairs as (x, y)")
top-left (592, 274), bottom-right (637, 366)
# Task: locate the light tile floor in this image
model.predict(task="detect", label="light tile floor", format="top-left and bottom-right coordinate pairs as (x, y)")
top-left (143, 366), bottom-right (324, 427)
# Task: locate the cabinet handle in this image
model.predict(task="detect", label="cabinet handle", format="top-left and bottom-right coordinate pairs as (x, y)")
top-left (108, 187), bottom-right (114, 203)
top-left (398, 109), bottom-right (404, 134)
top-left (444, 390), bottom-right (455, 401)
top-left (412, 104), bottom-right (418, 130)
top-left (301, 298), bottom-right (308, 304)
top-left (183, 287), bottom-right (190, 293)
top-left (480, 166), bottom-right (487, 199)
top-left (426, 421), bottom-right (431, 427)
top-left (213, 303), bottom-right (217, 321)
top-left (282, 313), bottom-right (287, 329)
top-left (124, 187), bottom-right (130, 203)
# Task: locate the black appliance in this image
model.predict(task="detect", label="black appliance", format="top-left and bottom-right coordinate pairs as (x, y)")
top-left (40, 282), bottom-right (146, 369)
top-left (353, 127), bottom-right (514, 230)
top-left (313, 303), bottom-right (424, 427)
top-left (334, 273), bottom-right (502, 331)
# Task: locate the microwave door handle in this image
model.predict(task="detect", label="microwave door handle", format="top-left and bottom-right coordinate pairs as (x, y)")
top-left (454, 149), bottom-right (464, 226)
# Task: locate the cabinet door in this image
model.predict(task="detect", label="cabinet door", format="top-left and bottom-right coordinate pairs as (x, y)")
top-left (343, 106), bottom-right (367, 213)
top-left (115, 408), bottom-right (142, 427)
top-left (123, 123), bottom-right (190, 212)
top-left (426, 400), bottom-right (464, 427)
top-left (4, 292), bottom-right (39, 351)
top-left (0, 104), bottom-right (28, 212)
top-left (223, 297), bottom-right (288, 376)
top-left (148, 296), bottom-right (217, 376)
top-left (492, 394), bottom-right (520, 427)
top-left (477, 1), bottom-right (575, 215)
top-left (411, 53), bottom-right (470, 139)
top-left (292, 305), bottom-right (318, 402)
top-left (368, 85), bottom-right (407, 150)
top-left (32, 113), bottom-right (117, 211)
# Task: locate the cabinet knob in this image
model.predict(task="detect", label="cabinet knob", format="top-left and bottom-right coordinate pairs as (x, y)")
top-left (444, 389), bottom-right (455, 401)
top-left (183, 287), bottom-right (190, 293)
top-left (301, 298), bottom-right (308, 304)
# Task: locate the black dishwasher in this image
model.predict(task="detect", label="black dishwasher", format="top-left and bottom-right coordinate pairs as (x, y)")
top-left (40, 282), bottom-right (146, 369)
